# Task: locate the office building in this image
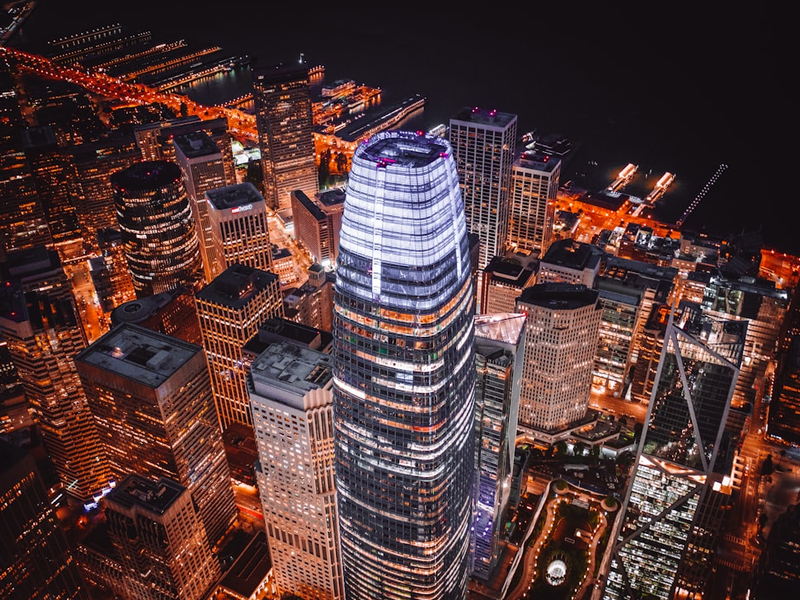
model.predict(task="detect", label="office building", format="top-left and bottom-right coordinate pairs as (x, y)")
top-left (206, 182), bottom-right (272, 275)
top-left (133, 116), bottom-right (235, 184)
top-left (471, 313), bottom-right (527, 580)
top-left (250, 341), bottom-right (344, 600)
top-left (196, 264), bottom-right (283, 429)
top-left (110, 285), bottom-right (203, 346)
top-left (508, 149), bottom-right (560, 256)
top-left (111, 161), bottom-right (203, 297)
top-left (479, 253), bottom-right (537, 315)
top-left (537, 238), bottom-right (604, 287)
top-left (449, 106), bottom-right (517, 270)
top-left (515, 283), bottom-right (601, 436)
top-left (291, 188), bottom-right (345, 268)
top-left (283, 263), bottom-right (335, 332)
top-left (0, 248), bottom-right (109, 502)
top-left (333, 131), bottom-right (476, 599)
top-left (89, 228), bottom-right (137, 313)
top-left (252, 61), bottom-right (318, 211)
top-left (104, 475), bottom-right (220, 600)
top-left (173, 130), bottom-right (229, 283)
top-left (75, 323), bottom-right (237, 546)
top-left (0, 441), bottom-right (89, 600)
top-left (768, 335), bottom-right (800, 444)
top-left (602, 306), bottom-right (744, 600)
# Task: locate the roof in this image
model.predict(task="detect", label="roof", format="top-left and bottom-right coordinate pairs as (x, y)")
top-left (206, 182), bottom-right (265, 211)
top-left (219, 531), bottom-right (272, 598)
top-left (517, 283), bottom-right (599, 310)
top-left (106, 474), bottom-right (184, 515)
top-left (450, 106), bottom-right (517, 129)
top-left (196, 265), bottom-right (278, 308)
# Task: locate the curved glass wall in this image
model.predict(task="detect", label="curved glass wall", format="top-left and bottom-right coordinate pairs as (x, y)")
top-left (333, 131), bottom-right (476, 600)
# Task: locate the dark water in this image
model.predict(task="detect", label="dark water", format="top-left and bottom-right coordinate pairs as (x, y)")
top-left (20, 1), bottom-right (795, 255)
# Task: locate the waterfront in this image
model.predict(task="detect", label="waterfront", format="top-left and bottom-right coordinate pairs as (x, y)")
top-left (18, 1), bottom-right (794, 255)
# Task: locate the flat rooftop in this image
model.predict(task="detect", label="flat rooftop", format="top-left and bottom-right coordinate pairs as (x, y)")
top-left (107, 474), bottom-right (184, 515)
top-left (173, 130), bottom-right (220, 159)
top-left (196, 265), bottom-right (278, 308)
top-left (359, 130), bottom-right (450, 169)
top-left (77, 323), bottom-right (200, 388)
top-left (451, 106), bottom-right (517, 129)
top-left (516, 149), bottom-right (560, 173)
top-left (206, 182), bottom-right (265, 211)
top-left (541, 239), bottom-right (604, 271)
top-left (250, 341), bottom-right (333, 407)
top-left (517, 283), bottom-right (599, 309)
top-left (219, 531), bottom-right (272, 599)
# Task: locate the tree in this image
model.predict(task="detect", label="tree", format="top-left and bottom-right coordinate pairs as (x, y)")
top-left (762, 454), bottom-right (774, 477)
top-left (554, 441), bottom-right (568, 457)
top-left (574, 441), bottom-right (587, 457)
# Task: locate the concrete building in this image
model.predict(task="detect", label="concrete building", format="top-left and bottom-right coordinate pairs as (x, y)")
top-left (508, 149), bottom-right (560, 257)
top-left (290, 188), bottom-right (345, 269)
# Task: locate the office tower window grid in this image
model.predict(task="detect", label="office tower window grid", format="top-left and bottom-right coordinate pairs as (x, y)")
top-left (332, 131), bottom-right (476, 600)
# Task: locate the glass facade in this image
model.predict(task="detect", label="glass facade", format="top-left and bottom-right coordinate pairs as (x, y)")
top-left (603, 306), bottom-right (743, 600)
top-left (332, 131), bottom-right (476, 600)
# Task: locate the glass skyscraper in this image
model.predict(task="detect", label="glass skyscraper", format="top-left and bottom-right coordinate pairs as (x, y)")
top-left (332, 131), bottom-right (476, 600)
top-left (602, 303), bottom-right (744, 599)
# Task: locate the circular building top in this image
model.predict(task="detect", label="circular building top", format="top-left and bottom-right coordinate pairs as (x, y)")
top-left (111, 161), bottom-right (182, 192)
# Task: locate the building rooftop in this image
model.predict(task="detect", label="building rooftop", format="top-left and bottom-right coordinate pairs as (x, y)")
top-left (110, 160), bottom-right (181, 191)
top-left (515, 149), bottom-right (560, 173)
top-left (1, 245), bottom-right (60, 280)
top-left (517, 283), bottom-right (599, 309)
top-left (250, 341), bottom-right (333, 409)
top-left (77, 323), bottom-right (200, 388)
top-left (359, 130), bottom-right (450, 169)
top-left (196, 265), bottom-right (278, 308)
top-left (219, 531), bottom-right (272, 599)
top-left (541, 238), bottom-right (605, 271)
top-left (474, 313), bottom-right (527, 346)
top-left (173, 130), bottom-right (221, 159)
top-left (206, 182), bottom-right (264, 211)
top-left (106, 474), bottom-right (185, 515)
top-left (450, 106), bottom-right (517, 129)
top-left (111, 286), bottom-right (191, 326)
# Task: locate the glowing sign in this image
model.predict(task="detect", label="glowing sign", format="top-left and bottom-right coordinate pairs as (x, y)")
top-left (230, 203), bottom-right (253, 214)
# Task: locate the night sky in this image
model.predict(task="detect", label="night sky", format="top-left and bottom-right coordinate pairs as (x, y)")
top-left (14, 1), bottom-right (797, 254)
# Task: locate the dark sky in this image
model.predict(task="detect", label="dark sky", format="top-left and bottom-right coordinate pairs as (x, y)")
top-left (15, 1), bottom-right (798, 253)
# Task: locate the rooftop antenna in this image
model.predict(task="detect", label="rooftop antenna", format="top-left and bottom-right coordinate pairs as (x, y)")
top-left (299, 53), bottom-right (304, 64)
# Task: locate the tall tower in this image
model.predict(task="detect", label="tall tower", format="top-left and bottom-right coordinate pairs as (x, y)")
top-left (291, 188), bottom-right (346, 269)
top-left (448, 107), bottom-right (517, 270)
top-left (472, 313), bottom-right (527, 581)
top-left (205, 183), bottom-right (273, 275)
top-left (111, 161), bottom-right (203, 297)
top-left (514, 283), bottom-right (601, 436)
top-left (173, 130), bottom-right (229, 284)
top-left (0, 247), bottom-right (109, 502)
top-left (250, 341), bottom-right (345, 600)
top-left (508, 149), bottom-right (560, 256)
top-left (195, 264), bottom-right (283, 430)
top-left (252, 60), bottom-right (318, 211)
top-left (602, 305), bottom-right (744, 600)
top-left (0, 441), bottom-right (90, 599)
top-left (75, 323), bottom-right (237, 547)
top-left (104, 475), bottom-right (220, 600)
top-left (332, 130), bottom-right (476, 600)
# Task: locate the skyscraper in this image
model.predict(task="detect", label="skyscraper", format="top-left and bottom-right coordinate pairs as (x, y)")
top-left (332, 130), bottom-right (476, 600)
top-left (0, 441), bottom-right (89, 600)
top-left (514, 283), bottom-right (601, 437)
top-left (472, 313), bottom-right (527, 580)
top-left (104, 474), bottom-right (220, 600)
top-left (111, 161), bottom-right (203, 297)
top-left (291, 188), bottom-right (346, 269)
top-left (449, 106), bottom-right (517, 271)
top-left (205, 182), bottom-right (273, 275)
top-left (508, 149), bottom-right (560, 257)
top-left (602, 305), bottom-right (745, 600)
top-left (173, 130), bottom-right (229, 283)
top-left (75, 323), bottom-right (237, 547)
top-left (252, 61), bottom-right (318, 211)
top-left (196, 263), bottom-right (283, 430)
top-left (250, 341), bottom-right (344, 600)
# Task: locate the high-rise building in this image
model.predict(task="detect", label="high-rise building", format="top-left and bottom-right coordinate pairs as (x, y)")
top-left (250, 341), bottom-right (344, 600)
top-left (332, 130), bottom-right (476, 599)
top-left (0, 441), bottom-right (89, 600)
top-left (471, 313), bottom-right (527, 581)
top-left (602, 305), bottom-right (745, 600)
top-left (75, 323), bottom-right (237, 546)
top-left (206, 182), bottom-right (272, 275)
top-left (252, 61), bottom-right (318, 211)
top-left (104, 474), bottom-right (220, 600)
top-left (89, 228), bottom-right (136, 313)
top-left (196, 264), bottom-right (283, 429)
top-left (110, 286), bottom-right (203, 346)
top-left (449, 106), bottom-right (517, 270)
top-left (111, 160), bottom-right (203, 297)
top-left (508, 149), bottom-right (560, 257)
top-left (479, 253), bottom-right (537, 315)
top-left (768, 335), bottom-right (800, 444)
top-left (537, 238), bottom-right (604, 287)
top-left (291, 188), bottom-right (345, 269)
top-left (515, 283), bottom-right (601, 437)
top-left (0, 248), bottom-right (109, 502)
top-left (173, 130), bottom-right (229, 283)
